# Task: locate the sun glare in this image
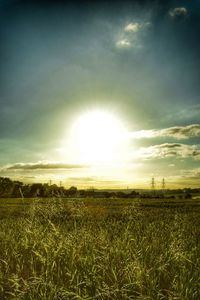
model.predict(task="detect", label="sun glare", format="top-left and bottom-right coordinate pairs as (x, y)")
top-left (68, 110), bottom-right (129, 164)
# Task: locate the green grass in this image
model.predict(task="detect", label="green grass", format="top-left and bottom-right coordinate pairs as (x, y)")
top-left (0, 197), bottom-right (200, 299)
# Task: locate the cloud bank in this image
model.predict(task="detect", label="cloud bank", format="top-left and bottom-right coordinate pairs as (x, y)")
top-left (138, 143), bottom-right (200, 160)
top-left (1, 161), bottom-right (87, 171)
top-left (130, 124), bottom-right (200, 140)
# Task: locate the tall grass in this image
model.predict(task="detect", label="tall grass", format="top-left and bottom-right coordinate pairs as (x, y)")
top-left (0, 198), bottom-right (200, 299)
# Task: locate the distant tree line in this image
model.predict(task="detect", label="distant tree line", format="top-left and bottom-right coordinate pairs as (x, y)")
top-left (0, 177), bottom-right (140, 198)
top-left (0, 177), bottom-right (77, 198)
top-left (0, 177), bottom-right (198, 199)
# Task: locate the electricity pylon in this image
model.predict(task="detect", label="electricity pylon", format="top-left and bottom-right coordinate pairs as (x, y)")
top-left (162, 178), bottom-right (166, 190)
top-left (151, 177), bottom-right (155, 190)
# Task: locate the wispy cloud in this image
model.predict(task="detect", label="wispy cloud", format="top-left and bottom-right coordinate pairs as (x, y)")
top-left (164, 104), bottom-right (200, 123)
top-left (169, 7), bottom-right (188, 18)
top-left (1, 161), bottom-right (87, 171)
top-left (116, 21), bottom-right (151, 49)
top-left (130, 124), bottom-right (200, 140)
top-left (137, 143), bottom-right (200, 160)
top-left (68, 176), bottom-right (122, 186)
top-left (181, 168), bottom-right (200, 180)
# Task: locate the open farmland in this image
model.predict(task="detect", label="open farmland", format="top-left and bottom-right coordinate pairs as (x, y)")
top-left (0, 197), bottom-right (200, 299)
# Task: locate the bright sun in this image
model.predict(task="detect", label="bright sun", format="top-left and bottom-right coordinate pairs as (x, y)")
top-left (68, 110), bottom-right (129, 164)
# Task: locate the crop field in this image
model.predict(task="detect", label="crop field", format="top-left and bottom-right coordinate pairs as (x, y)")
top-left (0, 197), bottom-right (200, 299)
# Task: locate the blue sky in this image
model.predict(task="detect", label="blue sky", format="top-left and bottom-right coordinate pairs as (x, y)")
top-left (0, 0), bottom-right (200, 188)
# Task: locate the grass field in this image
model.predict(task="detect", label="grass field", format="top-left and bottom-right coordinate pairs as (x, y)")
top-left (0, 197), bottom-right (200, 299)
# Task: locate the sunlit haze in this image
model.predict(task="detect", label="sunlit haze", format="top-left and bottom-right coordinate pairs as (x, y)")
top-left (67, 110), bottom-right (129, 164)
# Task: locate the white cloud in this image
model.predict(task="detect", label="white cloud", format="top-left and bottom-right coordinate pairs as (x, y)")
top-left (125, 23), bottom-right (141, 33)
top-left (116, 39), bottom-right (131, 48)
top-left (116, 21), bottom-right (151, 49)
top-left (124, 22), bottom-right (151, 32)
top-left (169, 7), bottom-right (188, 18)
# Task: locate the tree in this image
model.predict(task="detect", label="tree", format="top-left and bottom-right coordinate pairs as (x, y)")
top-left (67, 186), bottom-right (77, 197)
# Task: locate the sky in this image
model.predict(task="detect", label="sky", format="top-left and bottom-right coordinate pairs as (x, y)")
top-left (0, 0), bottom-right (200, 189)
